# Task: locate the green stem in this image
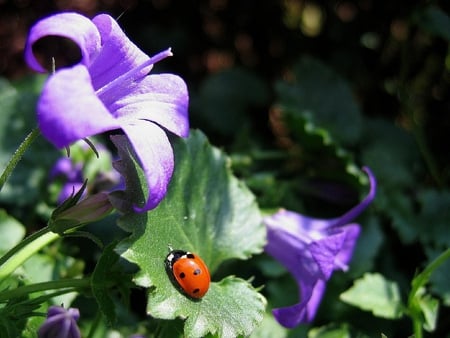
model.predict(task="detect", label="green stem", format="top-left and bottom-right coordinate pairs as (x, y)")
top-left (412, 316), bottom-right (423, 338)
top-left (86, 309), bottom-right (103, 338)
top-left (408, 248), bottom-right (450, 338)
top-left (0, 127), bottom-right (40, 192)
top-left (0, 227), bottom-right (60, 282)
top-left (0, 277), bottom-right (90, 302)
top-left (409, 248), bottom-right (450, 300)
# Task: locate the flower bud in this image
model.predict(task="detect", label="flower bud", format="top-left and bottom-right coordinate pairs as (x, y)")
top-left (50, 192), bottom-right (113, 233)
top-left (38, 306), bottom-right (81, 338)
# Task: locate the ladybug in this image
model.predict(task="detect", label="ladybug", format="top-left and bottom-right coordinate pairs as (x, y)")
top-left (165, 249), bottom-right (210, 299)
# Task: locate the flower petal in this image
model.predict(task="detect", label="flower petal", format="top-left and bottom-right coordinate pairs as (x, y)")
top-left (24, 12), bottom-right (101, 73)
top-left (89, 14), bottom-right (151, 90)
top-left (330, 166), bottom-right (377, 227)
top-left (309, 224), bottom-right (360, 278)
top-left (121, 122), bottom-right (174, 212)
top-left (38, 64), bottom-right (120, 148)
top-left (309, 231), bottom-right (347, 279)
top-left (272, 279), bottom-right (326, 327)
top-left (333, 224), bottom-right (361, 270)
top-left (110, 73), bottom-right (189, 137)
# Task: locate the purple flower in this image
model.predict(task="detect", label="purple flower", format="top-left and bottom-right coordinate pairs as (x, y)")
top-left (25, 12), bottom-right (189, 212)
top-left (263, 167), bottom-right (376, 328)
top-left (50, 157), bottom-right (85, 204)
top-left (38, 306), bottom-right (81, 338)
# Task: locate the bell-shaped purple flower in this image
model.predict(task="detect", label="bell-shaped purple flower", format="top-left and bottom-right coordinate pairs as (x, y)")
top-left (24, 12), bottom-right (189, 212)
top-left (264, 167), bottom-right (376, 328)
top-left (38, 306), bottom-right (81, 338)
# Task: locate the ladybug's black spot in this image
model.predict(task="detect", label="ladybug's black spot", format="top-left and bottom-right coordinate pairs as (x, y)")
top-left (179, 272), bottom-right (186, 279)
top-left (193, 268), bottom-right (201, 275)
top-left (186, 253), bottom-right (195, 259)
top-left (193, 288), bottom-right (200, 294)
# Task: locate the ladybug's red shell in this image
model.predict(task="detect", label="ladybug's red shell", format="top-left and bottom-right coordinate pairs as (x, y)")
top-left (165, 250), bottom-right (210, 299)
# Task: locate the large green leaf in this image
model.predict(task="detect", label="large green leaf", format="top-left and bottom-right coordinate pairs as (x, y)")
top-left (117, 130), bottom-right (266, 337)
top-left (340, 273), bottom-right (404, 319)
top-left (275, 56), bottom-right (362, 146)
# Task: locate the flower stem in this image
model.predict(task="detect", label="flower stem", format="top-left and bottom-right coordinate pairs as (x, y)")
top-left (409, 248), bottom-right (450, 301)
top-left (86, 309), bottom-right (103, 338)
top-left (408, 248), bottom-right (450, 338)
top-left (0, 127), bottom-right (40, 192)
top-left (0, 226), bottom-right (60, 282)
top-left (0, 277), bottom-right (90, 302)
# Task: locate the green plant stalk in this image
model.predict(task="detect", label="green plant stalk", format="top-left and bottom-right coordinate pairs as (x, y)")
top-left (86, 309), bottom-right (103, 338)
top-left (0, 277), bottom-right (90, 302)
top-left (408, 248), bottom-right (450, 338)
top-left (0, 227), bottom-right (60, 282)
top-left (0, 127), bottom-right (40, 192)
top-left (409, 247), bottom-right (450, 301)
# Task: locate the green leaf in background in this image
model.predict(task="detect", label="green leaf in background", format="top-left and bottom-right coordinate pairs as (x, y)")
top-left (416, 189), bottom-right (450, 248)
top-left (192, 68), bottom-right (269, 137)
top-left (308, 323), bottom-right (370, 338)
top-left (117, 130), bottom-right (266, 337)
top-left (349, 216), bottom-right (384, 277)
top-left (0, 209), bottom-right (25, 253)
top-left (427, 248), bottom-right (450, 306)
top-left (340, 273), bottom-right (404, 319)
top-left (0, 75), bottom-right (58, 208)
top-left (248, 311), bottom-right (293, 338)
top-left (275, 56), bottom-right (362, 146)
top-left (413, 5), bottom-right (450, 41)
top-left (361, 118), bottom-right (420, 190)
top-left (278, 105), bottom-right (363, 184)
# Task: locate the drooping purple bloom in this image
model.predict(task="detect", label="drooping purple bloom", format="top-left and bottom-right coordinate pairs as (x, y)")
top-left (264, 167), bottom-right (376, 328)
top-left (38, 306), bottom-right (81, 338)
top-left (24, 12), bottom-right (189, 212)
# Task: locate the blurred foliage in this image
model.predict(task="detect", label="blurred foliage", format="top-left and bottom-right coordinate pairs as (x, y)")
top-left (0, 0), bottom-right (449, 337)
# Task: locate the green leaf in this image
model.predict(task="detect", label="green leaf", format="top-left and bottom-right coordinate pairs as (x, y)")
top-left (248, 311), bottom-right (293, 338)
top-left (427, 249), bottom-right (450, 306)
top-left (91, 242), bottom-right (120, 326)
top-left (117, 130), bottom-right (266, 337)
top-left (149, 276), bottom-right (266, 337)
top-left (361, 118), bottom-right (419, 190)
top-left (308, 323), bottom-right (370, 338)
top-left (413, 5), bottom-right (450, 41)
top-left (416, 189), bottom-right (450, 247)
top-left (193, 68), bottom-right (269, 137)
top-left (349, 217), bottom-right (384, 276)
top-left (340, 273), bottom-right (404, 319)
top-left (0, 75), bottom-right (58, 207)
top-left (275, 56), bottom-right (362, 146)
top-left (416, 291), bottom-right (439, 332)
top-left (0, 209), bottom-right (25, 253)
top-left (275, 104), bottom-right (365, 196)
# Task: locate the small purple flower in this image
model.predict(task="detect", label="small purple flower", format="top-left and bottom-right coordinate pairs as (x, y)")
top-left (25, 12), bottom-right (189, 212)
top-left (264, 167), bottom-right (376, 328)
top-left (38, 306), bottom-right (81, 338)
top-left (50, 157), bottom-right (85, 204)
